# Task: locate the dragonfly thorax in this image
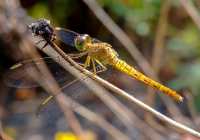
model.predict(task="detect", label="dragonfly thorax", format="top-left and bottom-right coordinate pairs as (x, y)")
top-left (28, 19), bottom-right (55, 42)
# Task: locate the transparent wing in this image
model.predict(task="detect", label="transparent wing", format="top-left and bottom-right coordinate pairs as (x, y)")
top-left (4, 57), bottom-right (72, 88)
top-left (4, 67), bottom-right (39, 88)
top-left (92, 38), bottom-right (102, 43)
top-left (55, 27), bottom-right (102, 47)
top-left (4, 56), bottom-right (105, 88)
top-left (36, 62), bottom-right (106, 115)
top-left (4, 56), bottom-right (106, 114)
top-left (55, 27), bottom-right (79, 47)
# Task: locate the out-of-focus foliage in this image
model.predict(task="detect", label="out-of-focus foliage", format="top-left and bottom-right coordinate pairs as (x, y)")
top-left (167, 24), bottom-right (200, 96)
top-left (99, 0), bottom-right (161, 36)
top-left (2, 0), bottom-right (200, 139)
top-left (28, 0), bottom-right (77, 26)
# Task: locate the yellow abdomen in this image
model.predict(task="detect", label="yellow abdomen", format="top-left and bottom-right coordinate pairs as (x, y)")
top-left (112, 59), bottom-right (183, 102)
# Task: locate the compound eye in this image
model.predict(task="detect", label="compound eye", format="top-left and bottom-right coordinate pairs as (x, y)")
top-left (83, 34), bottom-right (90, 40)
top-left (75, 34), bottom-right (90, 51)
top-left (76, 34), bottom-right (89, 45)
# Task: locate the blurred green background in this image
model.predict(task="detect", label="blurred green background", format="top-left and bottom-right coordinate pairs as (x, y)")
top-left (1, 0), bottom-right (200, 140)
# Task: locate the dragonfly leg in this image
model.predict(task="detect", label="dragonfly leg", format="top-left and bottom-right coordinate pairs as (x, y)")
top-left (67, 52), bottom-right (88, 59)
top-left (84, 56), bottom-right (91, 68)
top-left (36, 95), bottom-right (54, 116)
top-left (37, 59), bottom-right (106, 115)
top-left (91, 59), bottom-right (97, 74)
top-left (95, 59), bottom-right (107, 72)
top-left (36, 79), bottom-right (80, 115)
top-left (65, 55), bottom-right (91, 70)
top-left (96, 65), bottom-right (107, 73)
top-left (90, 58), bottom-right (107, 74)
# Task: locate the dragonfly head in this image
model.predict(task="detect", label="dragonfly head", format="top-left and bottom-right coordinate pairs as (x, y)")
top-left (28, 19), bottom-right (55, 42)
top-left (74, 34), bottom-right (91, 51)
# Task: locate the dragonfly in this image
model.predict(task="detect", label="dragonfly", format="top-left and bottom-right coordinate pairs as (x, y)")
top-left (8, 19), bottom-right (183, 111)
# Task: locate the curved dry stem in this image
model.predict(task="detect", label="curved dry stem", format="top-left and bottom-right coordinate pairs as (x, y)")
top-left (21, 39), bottom-right (130, 140)
top-left (20, 40), bottom-right (87, 140)
top-left (36, 36), bottom-right (200, 138)
top-left (0, 1), bottom-right (86, 139)
top-left (145, 0), bottom-right (174, 133)
top-left (180, 0), bottom-right (200, 30)
top-left (183, 90), bottom-right (197, 123)
top-left (146, 0), bottom-right (170, 106)
top-left (33, 37), bottom-right (163, 140)
top-left (0, 1), bottom-right (132, 139)
top-left (26, 61), bottom-right (129, 140)
top-left (57, 94), bottom-right (130, 140)
top-left (26, 48), bottom-right (129, 140)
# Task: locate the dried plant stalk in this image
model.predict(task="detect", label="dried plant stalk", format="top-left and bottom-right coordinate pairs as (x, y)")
top-left (33, 36), bottom-right (200, 138)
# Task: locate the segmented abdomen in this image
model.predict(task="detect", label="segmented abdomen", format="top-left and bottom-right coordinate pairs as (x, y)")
top-left (113, 59), bottom-right (183, 102)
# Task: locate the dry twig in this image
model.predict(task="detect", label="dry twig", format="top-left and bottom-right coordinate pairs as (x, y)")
top-left (145, 0), bottom-right (172, 133)
top-left (180, 0), bottom-right (200, 30)
top-left (34, 35), bottom-right (200, 138)
top-left (22, 41), bottom-right (130, 140)
top-left (32, 36), bottom-right (163, 140)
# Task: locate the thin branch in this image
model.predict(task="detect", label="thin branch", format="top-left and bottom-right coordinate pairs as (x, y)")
top-left (22, 41), bottom-right (130, 140)
top-left (0, 1), bottom-right (85, 139)
top-left (180, 0), bottom-right (200, 30)
top-left (183, 90), bottom-right (198, 123)
top-left (1, 0), bottom-right (132, 139)
top-left (178, 1), bottom-right (200, 127)
top-left (20, 40), bottom-right (87, 140)
top-left (145, 0), bottom-right (173, 133)
top-left (32, 37), bottom-right (162, 140)
top-left (152, 0), bottom-right (170, 74)
top-left (57, 94), bottom-right (130, 140)
top-left (0, 1), bottom-right (133, 139)
top-left (147, 0), bottom-right (171, 107)
top-left (47, 71), bottom-right (162, 139)
top-left (30, 41), bottom-right (130, 140)
top-left (18, 50), bottom-right (129, 140)
top-left (35, 36), bottom-right (200, 138)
